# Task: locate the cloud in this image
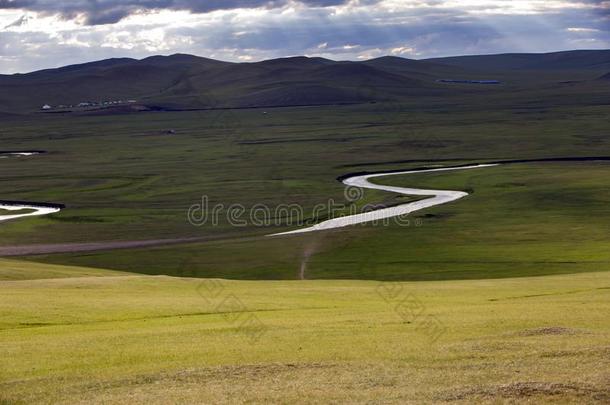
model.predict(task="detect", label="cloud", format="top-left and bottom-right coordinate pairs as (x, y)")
top-left (567, 27), bottom-right (601, 32)
top-left (0, 0), bottom-right (608, 73)
top-left (3, 12), bottom-right (28, 28)
top-left (0, 0), bottom-right (351, 25)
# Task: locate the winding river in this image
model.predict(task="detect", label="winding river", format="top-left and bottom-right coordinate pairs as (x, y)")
top-left (0, 154), bottom-right (501, 255)
top-left (0, 152), bottom-right (62, 223)
top-left (269, 164), bottom-right (497, 236)
top-left (4, 153), bottom-right (609, 241)
top-left (0, 155), bottom-right (496, 231)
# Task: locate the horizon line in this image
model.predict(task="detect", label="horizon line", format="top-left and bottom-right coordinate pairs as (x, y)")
top-left (3, 47), bottom-right (609, 76)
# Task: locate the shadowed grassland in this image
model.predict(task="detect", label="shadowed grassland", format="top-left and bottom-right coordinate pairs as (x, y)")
top-left (30, 161), bottom-right (610, 281)
top-left (0, 262), bottom-right (608, 403)
top-left (0, 209), bottom-right (36, 216)
top-left (1, 102), bottom-right (610, 245)
top-left (1, 100), bottom-right (609, 281)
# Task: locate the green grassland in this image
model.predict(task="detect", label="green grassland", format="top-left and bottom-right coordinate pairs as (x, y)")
top-left (1, 60), bottom-right (609, 404)
top-left (1, 101), bottom-right (608, 244)
top-left (0, 260), bottom-right (608, 403)
top-left (1, 96), bottom-right (609, 280)
top-left (0, 209), bottom-right (36, 216)
top-left (0, 258), bottom-right (131, 281)
top-left (32, 161), bottom-right (610, 280)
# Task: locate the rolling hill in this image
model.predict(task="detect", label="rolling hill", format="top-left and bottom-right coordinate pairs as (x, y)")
top-left (0, 54), bottom-right (230, 113)
top-left (0, 54), bottom-right (451, 113)
top-left (429, 49), bottom-right (610, 71)
top-left (0, 50), bottom-right (608, 114)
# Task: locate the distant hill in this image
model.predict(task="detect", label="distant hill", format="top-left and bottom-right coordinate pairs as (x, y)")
top-left (0, 54), bottom-right (455, 113)
top-left (429, 50), bottom-right (610, 71)
top-left (599, 72), bottom-right (610, 80)
top-left (0, 54), bottom-right (231, 113)
top-left (0, 50), bottom-right (608, 114)
top-left (364, 56), bottom-right (469, 77)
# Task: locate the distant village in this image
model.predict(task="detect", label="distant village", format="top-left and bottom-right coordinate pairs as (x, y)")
top-left (41, 99), bottom-right (137, 110)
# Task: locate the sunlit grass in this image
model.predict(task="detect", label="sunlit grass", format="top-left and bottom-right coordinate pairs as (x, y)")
top-left (0, 261), bottom-right (608, 403)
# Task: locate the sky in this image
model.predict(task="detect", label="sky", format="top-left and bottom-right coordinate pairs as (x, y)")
top-left (0, 0), bottom-right (608, 73)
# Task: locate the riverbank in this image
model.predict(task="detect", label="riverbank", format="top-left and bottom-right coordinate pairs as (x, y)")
top-left (0, 152), bottom-right (63, 222)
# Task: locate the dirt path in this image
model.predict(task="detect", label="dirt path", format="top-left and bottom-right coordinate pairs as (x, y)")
top-left (0, 237), bottom-right (205, 256)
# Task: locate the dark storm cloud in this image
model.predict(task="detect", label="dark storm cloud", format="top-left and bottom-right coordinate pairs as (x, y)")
top-left (0, 0), bottom-right (351, 25)
top-left (580, 0), bottom-right (610, 17)
top-left (1, 0), bottom-right (609, 73)
top-left (170, 7), bottom-right (498, 53)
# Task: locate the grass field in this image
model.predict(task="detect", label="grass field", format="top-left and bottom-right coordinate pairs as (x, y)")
top-left (1, 102), bottom-right (609, 246)
top-left (26, 160), bottom-right (610, 281)
top-left (0, 259), bottom-right (608, 403)
top-left (1, 99), bottom-right (609, 281)
top-left (1, 62), bottom-right (610, 404)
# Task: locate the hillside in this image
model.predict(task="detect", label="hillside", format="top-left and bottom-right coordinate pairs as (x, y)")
top-left (1, 263), bottom-right (608, 403)
top-left (0, 54), bottom-right (230, 113)
top-left (429, 49), bottom-right (610, 72)
top-left (0, 53), bottom-right (499, 114)
top-left (1, 50), bottom-right (609, 114)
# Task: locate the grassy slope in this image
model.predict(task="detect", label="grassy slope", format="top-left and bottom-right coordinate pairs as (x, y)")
top-left (429, 50), bottom-right (610, 71)
top-left (0, 258), bottom-right (131, 281)
top-left (2, 51), bottom-right (609, 114)
top-left (0, 261), bottom-right (608, 403)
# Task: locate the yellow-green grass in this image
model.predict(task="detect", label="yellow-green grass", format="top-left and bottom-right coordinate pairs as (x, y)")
top-left (1, 260), bottom-right (608, 403)
top-left (0, 258), bottom-right (132, 281)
